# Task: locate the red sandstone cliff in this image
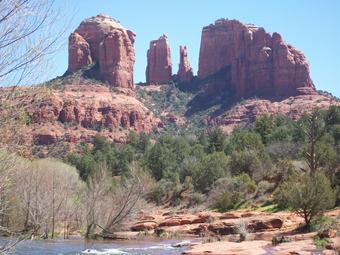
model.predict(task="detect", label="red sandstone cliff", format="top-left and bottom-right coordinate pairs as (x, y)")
top-left (177, 46), bottom-right (194, 83)
top-left (198, 19), bottom-right (315, 98)
top-left (146, 34), bottom-right (172, 84)
top-left (68, 14), bottom-right (136, 89)
top-left (0, 84), bottom-right (162, 156)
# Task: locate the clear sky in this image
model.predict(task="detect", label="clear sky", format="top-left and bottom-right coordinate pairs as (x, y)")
top-left (51, 0), bottom-right (340, 97)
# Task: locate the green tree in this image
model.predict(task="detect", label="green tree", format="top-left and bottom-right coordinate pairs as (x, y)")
top-left (225, 131), bottom-right (265, 154)
top-left (275, 172), bottom-right (336, 227)
top-left (254, 114), bottom-right (274, 144)
top-left (207, 128), bottom-right (227, 153)
top-left (193, 152), bottom-right (229, 193)
top-left (302, 111), bottom-right (327, 173)
top-left (143, 143), bottom-right (172, 180)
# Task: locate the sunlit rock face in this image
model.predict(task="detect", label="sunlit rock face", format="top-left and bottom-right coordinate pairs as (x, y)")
top-left (68, 14), bottom-right (136, 89)
top-left (177, 46), bottom-right (194, 83)
top-left (146, 34), bottom-right (172, 84)
top-left (198, 19), bottom-right (315, 98)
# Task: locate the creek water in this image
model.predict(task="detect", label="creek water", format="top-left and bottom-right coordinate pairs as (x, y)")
top-left (0, 238), bottom-right (188, 255)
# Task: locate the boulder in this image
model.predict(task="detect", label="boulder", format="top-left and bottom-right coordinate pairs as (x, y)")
top-left (33, 127), bottom-right (62, 145)
top-left (67, 14), bottom-right (136, 89)
top-left (131, 221), bottom-right (158, 231)
top-left (198, 19), bottom-right (316, 99)
top-left (247, 218), bottom-right (283, 232)
top-left (177, 46), bottom-right (193, 83)
top-left (146, 34), bottom-right (172, 84)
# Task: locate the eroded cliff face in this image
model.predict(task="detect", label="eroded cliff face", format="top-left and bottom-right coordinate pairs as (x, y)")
top-left (177, 46), bottom-right (194, 83)
top-left (198, 19), bottom-right (315, 98)
top-left (0, 84), bottom-right (162, 156)
top-left (146, 35), bottom-right (172, 84)
top-left (68, 14), bottom-right (136, 89)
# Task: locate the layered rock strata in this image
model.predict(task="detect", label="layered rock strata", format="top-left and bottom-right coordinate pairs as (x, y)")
top-left (198, 19), bottom-right (316, 98)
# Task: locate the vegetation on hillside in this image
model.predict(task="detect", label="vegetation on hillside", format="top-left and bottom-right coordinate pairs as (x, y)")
top-left (67, 106), bottom-right (340, 226)
top-left (0, 105), bottom-right (338, 240)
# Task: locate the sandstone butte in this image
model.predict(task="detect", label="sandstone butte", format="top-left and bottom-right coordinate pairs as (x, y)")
top-left (1, 15), bottom-right (339, 156)
top-left (68, 14), bottom-right (136, 89)
top-left (146, 34), bottom-right (172, 84)
top-left (198, 19), bottom-right (316, 99)
top-left (177, 46), bottom-right (194, 83)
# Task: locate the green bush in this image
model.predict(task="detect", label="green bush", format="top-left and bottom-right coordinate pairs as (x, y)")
top-left (310, 216), bottom-right (337, 232)
top-left (213, 193), bottom-right (235, 212)
top-left (228, 150), bottom-right (272, 181)
top-left (210, 173), bottom-right (256, 212)
top-left (193, 152), bottom-right (229, 193)
top-left (275, 172), bottom-right (336, 226)
top-left (313, 236), bottom-right (329, 249)
top-left (149, 178), bottom-right (180, 205)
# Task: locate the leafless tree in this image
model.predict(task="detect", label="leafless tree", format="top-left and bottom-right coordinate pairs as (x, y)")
top-left (0, 149), bottom-right (28, 254)
top-left (101, 163), bottom-right (153, 236)
top-left (82, 163), bottom-right (153, 239)
top-left (0, 0), bottom-right (73, 150)
top-left (0, 150), bottom-right (17, 228)
top-left (0, 0), bottom-right (70, 86)
top-left (14, 158), bottom-right (82, 238)
top-left (82, 165), bottom-right (111, 239)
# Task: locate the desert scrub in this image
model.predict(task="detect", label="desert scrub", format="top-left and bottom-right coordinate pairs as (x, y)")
top-left (310, 216), bottom-right (337, 232)
top-left (210, 173), bottom-right (257, 212)
top-left (313, 236), bottom-right (329, 249)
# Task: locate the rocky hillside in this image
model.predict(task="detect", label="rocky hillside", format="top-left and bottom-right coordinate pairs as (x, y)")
top-left (0, 14), bottom-right (339, 156)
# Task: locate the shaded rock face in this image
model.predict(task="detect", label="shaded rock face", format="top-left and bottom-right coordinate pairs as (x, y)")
top-left (68, 33), bottom-right (92, 72)
top-left (177, 46), bottom-right (193, 83)
top-left (146, 34), bottom-right (172, 84)
top-left (67, 14), bottom-right (136, 89)
top-left (198, 19), bottom-right (315, 98)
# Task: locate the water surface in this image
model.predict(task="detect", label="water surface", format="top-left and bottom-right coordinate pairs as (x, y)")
top-left (0, 238), bottom-right (187, 255)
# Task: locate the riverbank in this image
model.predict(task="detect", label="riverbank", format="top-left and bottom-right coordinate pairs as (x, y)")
top-left (124, 208), bottom-right (340, 255)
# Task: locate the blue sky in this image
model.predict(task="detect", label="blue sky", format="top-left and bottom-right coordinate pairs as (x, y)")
top-left (52, 0), bottom-right (340, 97)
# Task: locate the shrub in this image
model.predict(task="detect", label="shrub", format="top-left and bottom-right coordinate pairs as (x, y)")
top-left (275, 172), bottom-right (336, 226)
top-left (148, 173), bottom-right (182, 206)
top-left (187, 192), bottom-right (206, 207)
top-left (210, 173), bottom-right (256, 212)
top-left (228, 149), bottom-right (272, 181)
top-left (213, 193), bottom-right (235, 212)
top-left (256, 180), bottom-right (276, 199)
top-left (313, 236), bottom-right (329, 249)
top-left (310, 216), bottom-right (337, 233)
top-left (193, 152), bottom-right (229, 193)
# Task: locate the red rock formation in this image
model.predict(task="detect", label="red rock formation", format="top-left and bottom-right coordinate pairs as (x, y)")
top-left (198, 19), bottom-right (315, 98)
top-left (146, 34), bottom-right (172, 84)
top-left (68, 33), bottom-right (92, 73)
top-left (0, 84), bottom-right (162, 156)
top-left (177, 46), bottom-right (193, 83)
top-left (210, 94), bottom-right (340, 134)
top-left (67, 14), bottom-right (136, 89)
